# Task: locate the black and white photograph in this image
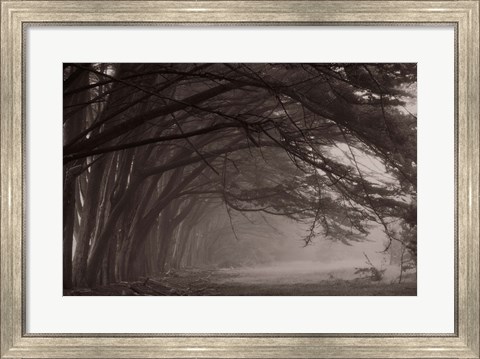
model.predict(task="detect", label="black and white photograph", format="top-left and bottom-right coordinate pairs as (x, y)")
top-left (63, 63), bottom-right (417, 296)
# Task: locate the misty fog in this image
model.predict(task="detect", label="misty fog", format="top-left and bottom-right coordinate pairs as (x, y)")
top-left (64, 63), bottom-right (417, 296)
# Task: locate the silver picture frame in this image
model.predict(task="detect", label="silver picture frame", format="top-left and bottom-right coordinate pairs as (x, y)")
top-left (1, 1), bottom-right (478, 357)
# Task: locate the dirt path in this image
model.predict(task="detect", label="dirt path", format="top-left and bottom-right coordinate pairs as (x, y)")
top-left (65, 266), bottom-right (416, 296)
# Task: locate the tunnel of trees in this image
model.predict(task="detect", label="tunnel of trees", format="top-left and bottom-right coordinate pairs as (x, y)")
top-left (63, 63), bottom-right (417, 290)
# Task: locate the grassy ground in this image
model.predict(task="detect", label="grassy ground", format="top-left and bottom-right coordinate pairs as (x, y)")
top-left (203, 279), bottom-right (416, 296)
top-left (65, 267), bottom-right (416, 296)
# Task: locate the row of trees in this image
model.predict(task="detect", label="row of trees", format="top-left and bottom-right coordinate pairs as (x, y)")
top-left (63, 63), bottom-right (417, 289)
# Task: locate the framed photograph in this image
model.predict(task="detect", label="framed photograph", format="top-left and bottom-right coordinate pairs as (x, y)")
top-left (1, 1), bottom-right (479, 358)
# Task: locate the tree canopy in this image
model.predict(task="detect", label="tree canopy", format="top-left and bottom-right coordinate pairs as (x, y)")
top-left (63, 63), bottom-right (417, 288)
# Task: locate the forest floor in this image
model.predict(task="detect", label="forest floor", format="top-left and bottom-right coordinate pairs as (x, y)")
top-left (65, 264), bottom-right (417, 296)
